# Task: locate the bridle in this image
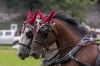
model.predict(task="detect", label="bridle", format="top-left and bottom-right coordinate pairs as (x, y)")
top-left (18, 39), bottom-right (32, 50)
top-left (33, 23), bottom-right (57, 51)
top-left (18, 22), bottom-right (34, 50)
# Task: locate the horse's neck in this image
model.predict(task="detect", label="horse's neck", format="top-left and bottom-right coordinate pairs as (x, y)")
top-left (54, 19), bottom-right (82, 55)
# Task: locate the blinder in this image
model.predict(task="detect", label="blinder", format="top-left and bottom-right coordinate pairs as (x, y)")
top-left (26, 30), bottom-right (33, 39)
top-left (42, 27), bottom-right (49, 37)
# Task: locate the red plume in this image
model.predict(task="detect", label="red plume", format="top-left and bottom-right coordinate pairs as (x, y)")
top-left (27, 10), bottom-right (39, 24)
top-left (38, 10), bottom-right (44, 19)
top-left (43, 10), bottom-right (55, 23)
top-left (27, 10), bottom-right (32, 18)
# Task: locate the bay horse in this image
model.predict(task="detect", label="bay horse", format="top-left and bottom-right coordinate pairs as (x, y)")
top-left (30, 10), bottom-right (99, 66)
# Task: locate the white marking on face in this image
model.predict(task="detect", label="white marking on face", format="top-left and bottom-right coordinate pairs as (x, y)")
top-left (18, 18), bottom-right (42, 46)
top-left (17, 27), bottom-right (31, 53)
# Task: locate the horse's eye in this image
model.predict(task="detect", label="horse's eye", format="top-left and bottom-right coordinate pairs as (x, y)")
top-left (26, 31), bottom-right (33, 39)
top-left (42, 28), bottom-right (49, 37)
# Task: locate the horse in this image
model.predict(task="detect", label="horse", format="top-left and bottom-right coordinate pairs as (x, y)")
top-left (30, 10), bottom-right (99, 66)
top-left (17, 10), bottom-right (60, 66)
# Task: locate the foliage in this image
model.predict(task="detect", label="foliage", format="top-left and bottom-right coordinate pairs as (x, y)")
top-left (5, 0), bottom-right (97, 22)
top-left (40, 0), bottom-right (97, 22)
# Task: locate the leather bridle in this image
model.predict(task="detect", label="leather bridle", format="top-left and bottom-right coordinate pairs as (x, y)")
top-left (18, 22), bottom-right (34, 50)
top-left (18, 39), bottom-right (33, 50)
top-left (33, 23), bottom-right (57, 51)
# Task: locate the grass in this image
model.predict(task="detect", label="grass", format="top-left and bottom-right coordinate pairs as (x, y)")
top-left (0, 45), bottom-right (16, 50)
top-left (0, 46), bottom-right (41, 66)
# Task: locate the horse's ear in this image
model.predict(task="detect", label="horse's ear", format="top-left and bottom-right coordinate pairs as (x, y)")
top-left (38, 10), bottom-right (44, 19)
top-left (27, 10), bottom-right (39, 24)
top-left (27, 10), bottom-right (32, 18)
top-left (43, 10), bottom-right (55, 23)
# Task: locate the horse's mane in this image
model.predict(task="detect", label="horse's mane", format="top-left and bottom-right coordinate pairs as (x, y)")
top-left (53, 11), bottom-right (88, 36)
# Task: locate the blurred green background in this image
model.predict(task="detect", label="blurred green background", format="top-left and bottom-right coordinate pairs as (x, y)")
top-left (0, 46), bottom-right (41, 66)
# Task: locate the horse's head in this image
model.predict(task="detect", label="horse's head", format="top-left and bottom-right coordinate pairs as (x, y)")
top-left (17, 25), bottom-right (34, 60)
top-left (30, 10), bottom-right (57, 59)
top-left (17, 10), bottom-right (38, 60)
top-left (30, 10), bottom-right (88, 59)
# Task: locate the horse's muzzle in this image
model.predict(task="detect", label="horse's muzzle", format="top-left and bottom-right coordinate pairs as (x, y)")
top-left (30, 52), bottom-right (39, 59)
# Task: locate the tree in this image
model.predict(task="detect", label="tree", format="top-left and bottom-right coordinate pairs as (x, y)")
top-left (6, 0), bottom-right (97, 22)
top-left (39, 0), bottom-right (97, 22)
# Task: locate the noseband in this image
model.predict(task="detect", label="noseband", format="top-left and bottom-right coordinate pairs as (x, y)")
top-left (18, 38), bottom-right (33, 50)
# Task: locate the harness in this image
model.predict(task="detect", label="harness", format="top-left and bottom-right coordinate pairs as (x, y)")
top-left (33, 23), bottom-right (100, 66)
top-left (18, 21), bottom-right (100, 66)
top-left (41, 35), bottom-right (93, 66)
top-left (48, 35), bottom-right (92, 66)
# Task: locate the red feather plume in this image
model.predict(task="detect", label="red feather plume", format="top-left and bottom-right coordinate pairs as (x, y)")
top-left (38, 10), bottom-right (44, 19)
top-left (43, 10), bottom-right (55, 23)
top-left (27, 10), bottom-right (39, 24)
top-left (27, 10), bottom-right (32, 18)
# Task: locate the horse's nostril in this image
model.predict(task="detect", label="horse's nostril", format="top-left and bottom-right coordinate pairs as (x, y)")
top-left (31, 53), bottom-right (38, 59)
top-left (18, 53), bottom-right (22, 57)
top-left (31, 53), bottom-right (36, 56)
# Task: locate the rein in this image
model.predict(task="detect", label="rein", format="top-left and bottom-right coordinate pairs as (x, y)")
top-left (48, 40), bottom-right (100, 52)
top-left (44, 35), bottom-right (100, 66)
top-left (43, 32), bottom-right (100, 53)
